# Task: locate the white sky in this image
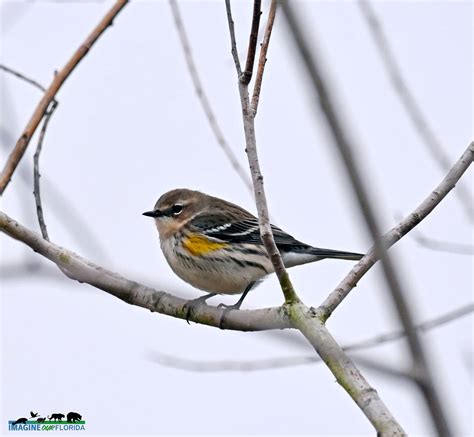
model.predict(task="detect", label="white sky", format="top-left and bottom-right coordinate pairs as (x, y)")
top-left (1, 0), bottom-right (472, 435)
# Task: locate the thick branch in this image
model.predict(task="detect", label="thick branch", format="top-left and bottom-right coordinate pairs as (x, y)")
top-left (0, 210), bottom-right (289, 331)
top-left (320, 142), bottom-right (474, 317)
top-left (290, 305), bottom-right (405, 435)
top-left (0, 0), bottom-right (128, 195)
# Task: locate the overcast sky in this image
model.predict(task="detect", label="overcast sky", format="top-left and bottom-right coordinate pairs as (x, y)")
top-left (1, 1), bottom-right (472, 435)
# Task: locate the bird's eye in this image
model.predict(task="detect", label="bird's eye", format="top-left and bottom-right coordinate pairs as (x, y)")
top-left (171, 204), bottom-right (183, 216)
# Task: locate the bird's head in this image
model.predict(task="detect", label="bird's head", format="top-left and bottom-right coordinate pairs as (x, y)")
top-left (143, 188), bottom-right (207, 238)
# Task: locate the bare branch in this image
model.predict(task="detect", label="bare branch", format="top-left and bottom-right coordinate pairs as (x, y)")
top-left (358, 0), bottom-right (473, 222)
top-left (410, 230), bottom-right (474, 256)
top-left (321, 143), bottom-right (474, 317)
top-left (0, 210), bottom-right (289, 331)
top-left (225, 4), bottom-right (404, 434)
top-left (345, 302), bottom-right (474, 352)
top-left (1, 99), bottom-right (108, 261)
top-left (241, 0), bottom-right (262, 84)
top-left (250, 0), bottom-right (277, 116)
top-left (291, 305), bottom-right (405, 435)
top-left (224, 0), bottom-right (242, 75)
top-left (0, 64), bottom-right (47, 93)
top-left (0, 259), bottom-right (62, 281)
top-left (0, 0), bottom-right (129, 195)
top-left (225, 1), bottom-right (298, 304)
top-left (33, 101), bottom-right (58, 241)
top-left (281, 3), bottom-right (456, 435)
top-left (149, 302), bottom-right (473, 372)
top-left (147, 351), bottom-right (316, 372)
top-left (352, 356), bottom-right (414, 381)
top-left (168, 0), bottom-right (253, 193)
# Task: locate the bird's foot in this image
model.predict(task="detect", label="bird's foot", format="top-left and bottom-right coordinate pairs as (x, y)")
top-left (217, 300), bottom-right (244, 330)
top-left (216, 284), bottom-right (254, 329)
top-left (217, 301), bottom-right (244, 311)
top-left (182, 293), bottom-right (217, 324)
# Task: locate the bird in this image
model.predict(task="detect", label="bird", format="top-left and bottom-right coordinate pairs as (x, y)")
top-left (143, 188), bottom-right (363, 319)
top-left (30, 412), bottom-right (39, 418)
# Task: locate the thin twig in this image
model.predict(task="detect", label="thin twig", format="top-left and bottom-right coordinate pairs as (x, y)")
top-left (168, 0), bottom-right (253, 193)
top-left (147, 351), bottom-right (315, 372)
top-left (358, 0), bottom-right (473, 222)
top-left (250, 0), bottom-right (277, 116)
top-left (225, 0), bottom-right (242, 75)
top-left (225, 1), bottom-right (297, 304)
top-left (241, 0), bottom-right (262, 84)
top-left (148, 302), bottom-right (473, 372)
top-left (0, 64), bottom-right (47, 93)
top-left (0, 260), bottom-right (67, 282)
top-left (393, 212), bottom-right (474, 256)
top-left (281, 3), bottom-right (454, 435)
top-left (0, 260), bottom-right (60, 281)
top-left (0, 78), bottom-right (108, 260)
top-left (0, 0), bottom-right (128, 195)
top-left (33, 101), bottom-right (58, 241)
top-left (410, 230), bottom-right (474, 255)
top-left (344, 302), bottom-right (474, 352)
top-left (321, 143), bottom-right (474, 317)
top-left (0, 63), bottom-right (58, 112)
top-left (149, 352), bottom-right (415, 380)
top-left (353, 356), bottom-right (414, 381)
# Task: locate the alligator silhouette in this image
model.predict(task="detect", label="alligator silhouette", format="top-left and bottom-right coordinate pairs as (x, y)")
top-left (48, 413), bottom-right (65, 421)
top-left (66, 412), bottom-right (82, 423)
top-left (12, 418), bottom-right (28, 426)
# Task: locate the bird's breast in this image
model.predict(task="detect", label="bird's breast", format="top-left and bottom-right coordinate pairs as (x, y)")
top-left (159, 235), bottom-right (272, 294)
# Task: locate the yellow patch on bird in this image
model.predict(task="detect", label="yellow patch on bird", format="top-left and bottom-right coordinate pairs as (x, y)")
top-left (182, 234), bottom-right (229, 256)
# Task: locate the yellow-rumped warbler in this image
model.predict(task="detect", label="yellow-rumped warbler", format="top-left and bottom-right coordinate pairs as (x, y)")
top-left (143, 189), bottom-right (363, 314)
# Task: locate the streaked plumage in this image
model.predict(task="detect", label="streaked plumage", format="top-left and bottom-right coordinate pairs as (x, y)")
top-left (143, 189), bottom-right (363, 303)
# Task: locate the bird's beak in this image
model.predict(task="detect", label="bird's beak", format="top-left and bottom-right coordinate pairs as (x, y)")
top-left (143, 210), bottom-right (162, 218)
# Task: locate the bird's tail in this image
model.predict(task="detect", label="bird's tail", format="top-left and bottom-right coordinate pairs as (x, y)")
top-left (308, 246), bottom-right (364, 261)
top-left (281, 244), bottom-right (364, 268)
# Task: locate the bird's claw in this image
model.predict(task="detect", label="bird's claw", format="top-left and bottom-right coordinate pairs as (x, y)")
top-left (217, 302), bottom-right (243, 329)
top-left (182, 293), bottom-right (216, 324)
top-left (217, 302), bottom-right (241, 311)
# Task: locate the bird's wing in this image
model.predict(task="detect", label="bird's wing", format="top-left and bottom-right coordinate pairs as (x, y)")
top-left (191, 214), bottom-right (306, 249)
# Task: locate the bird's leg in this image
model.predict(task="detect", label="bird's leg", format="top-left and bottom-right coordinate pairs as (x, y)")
top-left (217, 283), bottom-right (254, 329)
top-left (182, 292), bottom-right (217, 324)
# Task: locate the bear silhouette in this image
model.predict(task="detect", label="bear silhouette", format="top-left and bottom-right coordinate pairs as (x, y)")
top-left (66, 412), bottom-right (82, 423)
top-left (12, 418), bottom-right (28, 426)
top-left (48, 413), bottom-right (64, 421)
